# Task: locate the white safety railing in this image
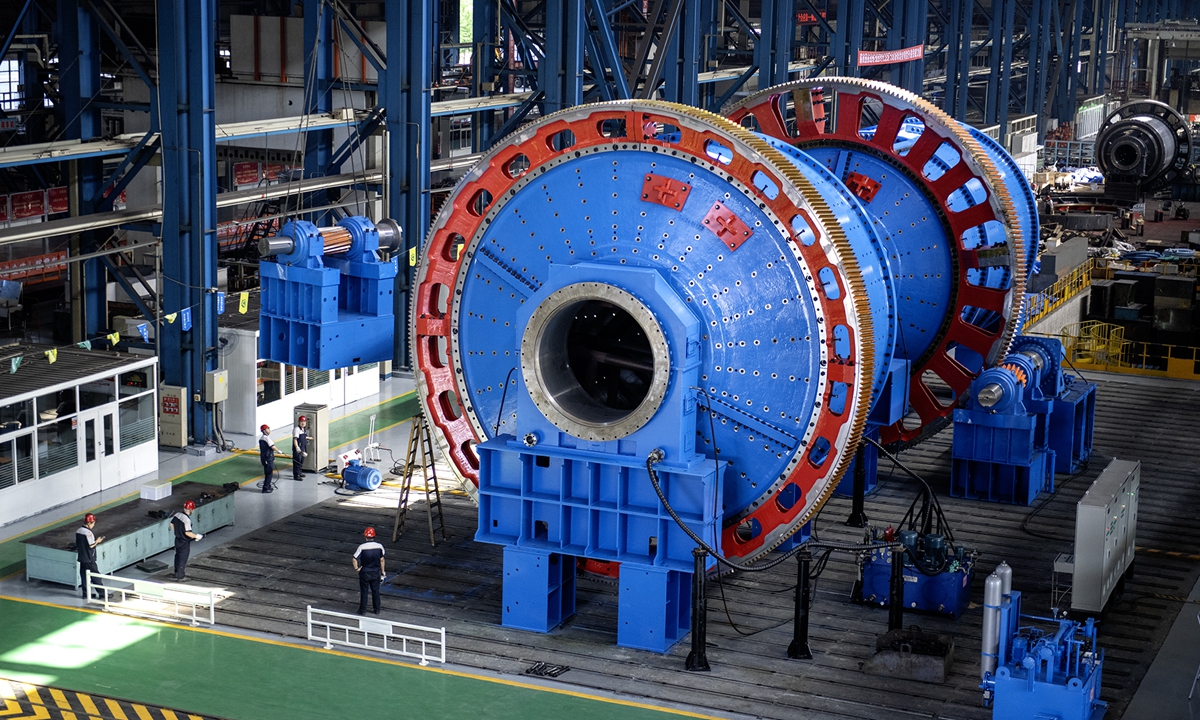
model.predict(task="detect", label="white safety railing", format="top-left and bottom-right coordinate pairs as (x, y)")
top-left (87, 571), bottom-right (217, 626)
top-left (306, 606), bottom-right (445, 665)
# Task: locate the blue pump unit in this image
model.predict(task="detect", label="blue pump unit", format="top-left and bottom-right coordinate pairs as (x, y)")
top-left (258, 215), bottom-right (401, 370)
top-left (856, 528), bottom-right (975, 618)
top-left (982, 587), bottom-right (1107, 720)
top-left (342, 459), bottom-right (383, 492)
top-left (952, 336), bottom-right (1097, 504)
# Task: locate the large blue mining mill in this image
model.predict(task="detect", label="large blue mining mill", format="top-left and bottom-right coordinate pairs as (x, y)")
top-left (258, 216), bottom-right (402, 369)
top-left (951, 336), bottom-right (1097, 505)
top-left (412, 79), bottom-right (1037, 652)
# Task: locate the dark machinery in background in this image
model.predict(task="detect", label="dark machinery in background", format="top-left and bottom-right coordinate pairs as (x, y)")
top-left (1094, 99), bottom-right (1197, 200)
top-left (411, 79), bottom-right (1036, 652)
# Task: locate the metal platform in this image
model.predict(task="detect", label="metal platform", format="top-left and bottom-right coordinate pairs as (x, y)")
top-left (177, 373), bottom-right (1200, 720)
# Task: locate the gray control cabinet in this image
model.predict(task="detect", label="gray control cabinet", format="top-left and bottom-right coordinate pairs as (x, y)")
top-left (23, 482), bottom-right (235, 588)
top-left (1072, 458), bottom-right (1140, 614)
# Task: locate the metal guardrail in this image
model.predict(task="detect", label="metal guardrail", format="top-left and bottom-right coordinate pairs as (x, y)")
top-left (1060, 320), bottom-right (1200, 381)
top-left (86, 571), bottom-right (217, 626)
top-left (306, 606), bottom-right (446, 666)
top-left (1024, 259), bottom-right (1096, 326)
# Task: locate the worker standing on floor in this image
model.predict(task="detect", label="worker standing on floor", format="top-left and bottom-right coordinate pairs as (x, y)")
top-left (259, 424), bottom-right (276, 493)
top-left (293, 415), bottom-right (309, 482)
top-left (75, 513), bottom-right (104, 599)
top-left (171, 500), bottom-right (203, 581)
top-left (352, 527), bottom-right (386, 615)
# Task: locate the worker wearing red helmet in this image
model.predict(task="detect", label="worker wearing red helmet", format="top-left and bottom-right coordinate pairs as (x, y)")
top-left (170, 500), bottom-right (203, 581)
top-left (258, 424), bottom-right (277, 493)
top-left (292, 414), bottom-right (309, 482)
top-left (351, 527), bottom-right (386, 615)
top-left (75, 513), bottom-right (105, 599)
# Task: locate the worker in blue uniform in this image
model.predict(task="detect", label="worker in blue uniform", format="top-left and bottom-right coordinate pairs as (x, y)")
top-left (259, 424), bottom-right (276, 493)
top-left (75, 513), bottom-right (104, 599)
top-left (292, 415), bottom-right (308, 481)
top-left (171, 500), bottom-right (203, 581)
top-left (352, 527), bottom-right (386, 615)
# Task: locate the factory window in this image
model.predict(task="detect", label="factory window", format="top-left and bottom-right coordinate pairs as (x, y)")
top-left (119, 369), bottom-right (154, 397)
top-left (0, 59), bottom-right (20, 112)
top-left (308, 369), bottom-right (329, 388)
top-left (257, 361), bottom-right (281, 406)
top-left (36, 421), bottom-right (77, 478)
top-left (358, 363), bottom-right (378, 373)
top-left (119, 393), bottom-right (155, 450)
top-left (80, 377), bottom-right (116, 410)
top-left (0, 399), bottom-right (33, 434)
top-left (0, 433), bottom-right (33, 490)
top-left (284, 365), bottom-right (305, 395)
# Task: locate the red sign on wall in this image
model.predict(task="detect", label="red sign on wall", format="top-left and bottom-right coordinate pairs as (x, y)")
top-left (11, 191), bottom-right (46, 220)
top-left (0, 195), bottom-right (7, 223)
top-left (48, 187), bottom-right (69, 214)
top-left (162, 396), bottom-right (180, 415)
top-left (233, 162), bottom-right (261, 186)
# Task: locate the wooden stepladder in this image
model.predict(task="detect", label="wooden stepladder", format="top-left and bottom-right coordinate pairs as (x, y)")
top-left (392, 413), bottom-right (445, 546)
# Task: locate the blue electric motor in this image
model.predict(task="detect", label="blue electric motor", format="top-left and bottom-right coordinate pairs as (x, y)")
top-left (342, 459), bottom-right (382, 492)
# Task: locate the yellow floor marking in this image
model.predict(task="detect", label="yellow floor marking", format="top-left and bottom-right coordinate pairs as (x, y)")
top-left (131, 704), bottom-right (154, 720)
top-left (48, 688), bottom-right (71, 710)
top-left (104, 698), bottom-right (129, 720)
top-left (161, 710), bottom-right (179, 720)
top-left (60, 712), bottom-right (77, 720)
top-left (77, 695), bottom-right (99, 716)
top-left (20, 686), bottom-right (41, 706)
top-left (188, 715), bottom-right (204, 720)
top-left (0, 698), bottom-right (20, 715)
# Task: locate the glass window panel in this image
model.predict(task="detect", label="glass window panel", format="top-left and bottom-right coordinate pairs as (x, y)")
top-left (80, 377), bottom-right (117, 410)
top-left (0, 399), bottom-right (33, 435)
top-left (36, 389), bottom-right (76, 423)
top-left (309, 369), bottom-right (329, 388)
top-left (119, 394), bottom-right (156, 450)
top-left (358, 363), bottom-right (378, 372)
top-left (0, 439), bottom-right (13, 490)
top-left (119, 368), bottom-right (153, 397)
top-left (85, 419), bottom-right (96, 462)
top-left (37, 424), bottom-right (78, 477)
top-left (15, 434), bottom-right (33, 483)
top-left (103, 414), bottom-right (114, 455)
top-left (257, 361), bottom-right (281, 406)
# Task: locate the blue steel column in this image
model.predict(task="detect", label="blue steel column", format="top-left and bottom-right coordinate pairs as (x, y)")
top-left (986, 0), bottom-right (1013, 132)
top-left (943, 0), bottom-right (972, 120)
top-left (757, 0), bottom-right (797, 89)
top-left (304, 0), bottom-right (334, 219)
top-left (541, 0), bottom-right (584, 113)
top-left (388, 0), bottom-right (432, 370)
top-left (889, 0), bottom-right (928, 94)
top-left (1093, 0), bottom-right (1111, 97)
top-left (834, 0), bottom-right (866, 76)
top-left (58, 0), bottom-right (105, 343)
top-left (662, 0), bottom-right (701, 106)
top-left (472, 0), bottom-right (498, 151)
top-left (158, 0), bottom-right (218, 444)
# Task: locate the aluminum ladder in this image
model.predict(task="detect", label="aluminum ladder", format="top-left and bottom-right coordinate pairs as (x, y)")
top-left (392, 413), bottom-right (445, 546)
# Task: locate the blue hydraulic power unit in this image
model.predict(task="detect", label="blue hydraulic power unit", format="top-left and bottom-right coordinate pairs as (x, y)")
top-left (952, 336), bottom-right (1096, 504)
top-left (258, 216), bottom-right (402, 370)
top-left (857, 529), bottom-right (975, 618)
top-left (981, 571), bottom-right (1107, 720)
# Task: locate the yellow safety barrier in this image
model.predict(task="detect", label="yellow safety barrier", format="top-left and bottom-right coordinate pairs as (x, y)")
top-left (1059, 320), bottom-right (1200, 381)
top-left (1024, 258), bottom-right (1095, 326)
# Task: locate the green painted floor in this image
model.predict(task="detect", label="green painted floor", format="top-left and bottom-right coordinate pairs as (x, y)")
top-left (0, 393), bottom-right (420, 579)
top-left (0, 598), bottom-right (701, 720)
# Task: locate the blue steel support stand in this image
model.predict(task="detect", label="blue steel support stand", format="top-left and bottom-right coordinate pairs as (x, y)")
top-left (58, 0), bottom-right (105, 344)
top-left (158, 0), bottom-right (218, 444)
top-left (387, 0), bottom-right (432, 371)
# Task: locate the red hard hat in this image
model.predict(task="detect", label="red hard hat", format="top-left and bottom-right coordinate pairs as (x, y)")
top-left (363, 527), bottom-right (376, 539)
top-left (298, 415), bottom-right (307, 422)
top-left (260, 424), bottom-right (269, 433)
top-left (85, 513), bottom-right (96, 524)
top-left (184, 500), bottom-right (196, 511)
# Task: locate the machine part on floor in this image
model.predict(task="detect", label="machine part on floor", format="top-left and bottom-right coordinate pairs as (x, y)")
top-left (788, 549), bottom-right (814, 660)
top-left (855, 525), bottom-right (976, 618)
top-left (342, 459), bottom-right (383, 492)
top-left (981, 569), bottom-right (1107, 720)
top-left (951, 336), bottom-right (1097, 504)
top-left (1095, 100), bottom-right (1193, 194)
top-left (1062, 459), bottom-right (1140, 615)
top-left (258, 216), bottom-right (400, 370)
top-left (685, 547), bottom-right (711, 671)
top-left (412, 91), bottom-right (1033, 651)
top-left (862, 626), bottom-right (956, 683)
top-left (725, 77), bottom-right (1036, 448)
